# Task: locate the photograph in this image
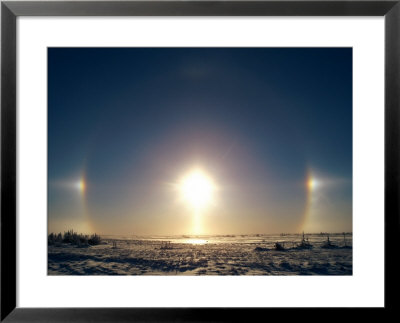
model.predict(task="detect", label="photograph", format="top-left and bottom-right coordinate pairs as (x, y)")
top-left (47, 47), bottom-right (353, 276)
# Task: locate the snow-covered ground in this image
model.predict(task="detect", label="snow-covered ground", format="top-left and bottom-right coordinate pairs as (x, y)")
top-left (48, 233), bottom-right (352, 275)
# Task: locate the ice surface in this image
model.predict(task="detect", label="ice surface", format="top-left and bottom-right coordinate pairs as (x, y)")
top-left (48, 233), bottom-right (352, 275)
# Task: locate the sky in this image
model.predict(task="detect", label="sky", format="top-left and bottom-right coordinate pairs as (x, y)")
top-left (48, 48), bottom-right (352, 236)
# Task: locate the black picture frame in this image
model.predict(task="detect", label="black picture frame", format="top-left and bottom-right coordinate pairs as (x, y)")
top-left (1, 0), bottom-right (398, 321)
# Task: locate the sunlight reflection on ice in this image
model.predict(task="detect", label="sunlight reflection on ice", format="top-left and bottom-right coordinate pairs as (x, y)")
top-left (183, 239), bottom-right (208, 245)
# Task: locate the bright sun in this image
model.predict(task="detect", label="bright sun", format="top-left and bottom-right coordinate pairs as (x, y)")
top-left (180, 170), bottom-right (215, 210)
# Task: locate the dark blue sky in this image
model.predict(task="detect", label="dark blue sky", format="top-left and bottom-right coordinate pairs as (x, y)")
top-left (48, 48), bottom-right (352, 235)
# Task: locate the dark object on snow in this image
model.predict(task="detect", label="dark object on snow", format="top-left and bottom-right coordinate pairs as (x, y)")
top-left (88, 233), bottom-right (101, 245)
top-left (48, 230), bottom-right (101, 247)
top-left (274, 242), bottom-right (285, 251)
top-left (160, 241), bottom-right (173, 250)
top-left (321, 234), bottom-right (338, 249)
top-left (296, 232), bottom-right (313, 249)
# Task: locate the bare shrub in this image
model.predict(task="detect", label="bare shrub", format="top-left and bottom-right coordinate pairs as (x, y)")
top-left (48, 230), bottom-right (100, 247)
